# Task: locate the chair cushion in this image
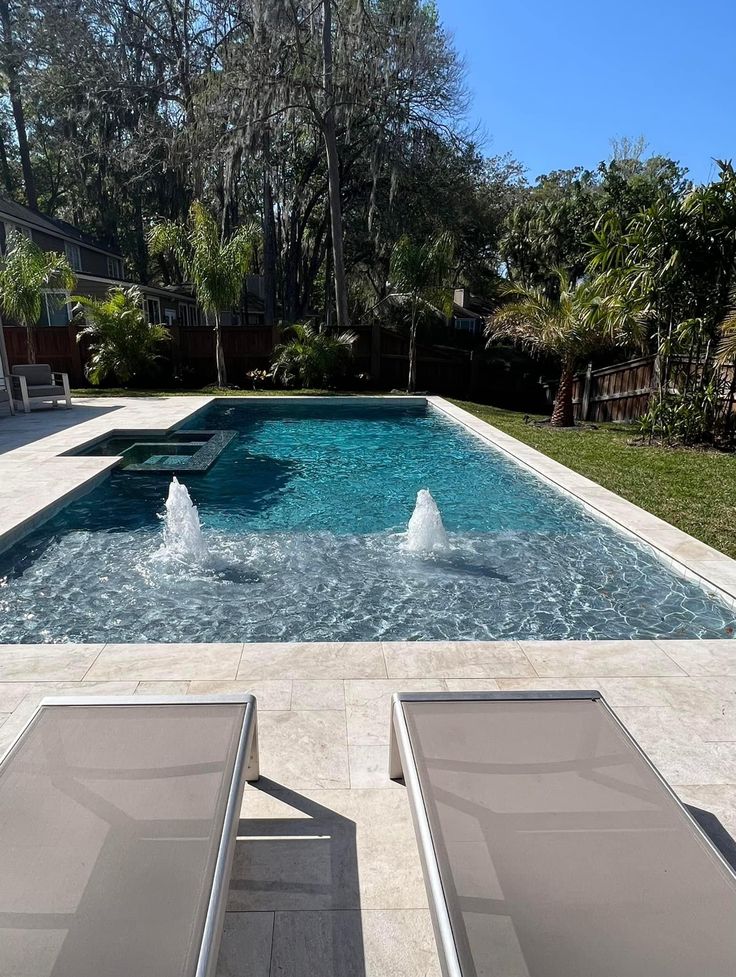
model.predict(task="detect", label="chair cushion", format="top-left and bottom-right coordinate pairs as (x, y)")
top-left (12, 364), bottom-right (53, 385)
top-left (24, 384), bottom-right (64, 398)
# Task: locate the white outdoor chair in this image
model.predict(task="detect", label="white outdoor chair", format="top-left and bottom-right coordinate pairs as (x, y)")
top-left (10, 363), bottom-right (72, 412)
top-left (0, 375), bottom-right (13, 415)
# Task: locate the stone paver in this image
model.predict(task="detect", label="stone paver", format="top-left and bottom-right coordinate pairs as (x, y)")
top-left (0, 638), bottom-right (733, 976)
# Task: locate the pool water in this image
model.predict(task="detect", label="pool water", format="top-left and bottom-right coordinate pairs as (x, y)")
top-left (0, 399), bottom-right (734, 643)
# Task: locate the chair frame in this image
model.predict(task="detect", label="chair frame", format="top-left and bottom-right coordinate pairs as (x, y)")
top-left (389, 689), bottom-right (736, 977)
top-left (0, 374), bottom-right (14, 415)
top-left (10, 368), bottom-right (72, 412)
top-left (0, 693), bottom-right (259, 977)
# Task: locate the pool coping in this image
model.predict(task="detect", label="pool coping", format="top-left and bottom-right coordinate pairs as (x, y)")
top-left (0, 391), bottom-right (735, 615)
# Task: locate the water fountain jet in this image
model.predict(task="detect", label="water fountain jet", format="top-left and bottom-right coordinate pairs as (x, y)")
top-left (161, 477), bottom-right (209, 564)
top-left (404, 489), bottom-right (449, 554)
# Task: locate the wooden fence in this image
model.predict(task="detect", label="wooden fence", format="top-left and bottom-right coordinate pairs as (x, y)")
top-left (1, 320), bottom-right (485, 397)
top-left (542, 354), bottom-right (736, 423)
top-left (573, 355), bottom-right (657, 422)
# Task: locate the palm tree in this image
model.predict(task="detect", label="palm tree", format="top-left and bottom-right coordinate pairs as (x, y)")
top-left (73, 286), bottom-right (170, 386)
top-left (148, 202), bottom-right (258, 387)
top-left (0, 231), bottom-right (76, 363)
top-left (486, 270), bottom-right (636, 427)
top-left (388, 233), bottom-right (454, 393)
top-left (271, 321), bottom-right (357, 388)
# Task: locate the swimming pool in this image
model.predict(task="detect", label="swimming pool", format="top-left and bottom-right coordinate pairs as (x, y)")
top-left (0, 398), bottom-right (733, 643)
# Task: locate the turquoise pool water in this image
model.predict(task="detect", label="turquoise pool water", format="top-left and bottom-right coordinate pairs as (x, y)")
top-left (0, 398), bottom-right (734, 643)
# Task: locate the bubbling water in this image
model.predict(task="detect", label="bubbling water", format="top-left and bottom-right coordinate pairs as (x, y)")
top-left (403, 489), bottom-right (449, 554)
top-left (159, 477), bottom-right (209, 564)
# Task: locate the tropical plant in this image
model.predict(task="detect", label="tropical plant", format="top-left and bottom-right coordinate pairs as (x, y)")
top-left (0, 231), bottom-right (76, 362)
top-left (485, 270), bottom-right (640, 427)
top-left (388, 232), bottom-right (455, 392)
top-left (271, 322), bottom-right (357, 388)
top-left (73, 286), bottom-right (169, 386)
top-left (148, 202), bottom-right (258, 387)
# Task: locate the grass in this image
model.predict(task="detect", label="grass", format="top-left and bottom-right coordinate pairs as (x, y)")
top-left (452, 400), bottom-right (736, 560)
top-left (71, 386), bottom-right (354, 398)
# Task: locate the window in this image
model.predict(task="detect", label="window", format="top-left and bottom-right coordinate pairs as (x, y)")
top-left (178, 303), bottom-right (200, 327)
top-left (65, 242), bottom-right (82, 272)
top-left (40, 291), bottom-right (70, 327)
top-left (145, 297), bottom-right (161, 324)
top-left (163, 307), bottom-right (177, 326)
top-left (106, 255), bottom-right (123, 279)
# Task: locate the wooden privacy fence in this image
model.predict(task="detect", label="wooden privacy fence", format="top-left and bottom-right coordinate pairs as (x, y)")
top-left (2, 319), bottom-right (552, 407)
top-left (1, 321), bottom-right (481, 396)
top-left (543, 354), bottom-right (736, 423)
top-left (542, 355), bottom-right (661, 422)
top-left (573, 355), bottom-right (657, 422)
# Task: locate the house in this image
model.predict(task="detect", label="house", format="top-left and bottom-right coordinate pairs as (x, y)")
top-left (0, 197), bottom-right (201, 330)
top-left (451, 287), bottom-right (491, 338)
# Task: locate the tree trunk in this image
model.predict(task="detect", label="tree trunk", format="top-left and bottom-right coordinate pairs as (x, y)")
top-left (407, 304), bottom-right (418, 393)
top-left (25, 320), bottom-right (36, 364)
top-left (321, 0), bottom-right (349, 331)
top-left (214, 310), bottom-right (227, 387)
top-left (0, 127), bottom-right (13, 195)
top-left (0, 0), bottom-right (36, 209)
top-left (551, 360), bottom-right (575, 427)
top-left (262, 151), bottom-right (278, 327)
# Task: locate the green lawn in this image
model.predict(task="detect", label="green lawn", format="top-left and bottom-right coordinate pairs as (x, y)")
top-left (71, 386), bottom-right (349, 398)
top-left (452, 400), bottom-right (736, 560)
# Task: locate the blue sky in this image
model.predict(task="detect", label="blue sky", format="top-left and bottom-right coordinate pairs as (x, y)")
top-left (436, 0), bottom-right (735, 185)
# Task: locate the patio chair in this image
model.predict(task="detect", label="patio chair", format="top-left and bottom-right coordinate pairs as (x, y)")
top-left (0, 374), bottom-right (13, 414)
top-left (390, 690), bottom-right (736, 977)
top-left (10, 362), bottom-right (72, 412)
top-left (0, 693), bottom-right (259, 977)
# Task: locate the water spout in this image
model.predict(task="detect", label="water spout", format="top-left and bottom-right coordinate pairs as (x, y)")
top-left (404, 489), bottom-right (449, 554)
top-left (161, 477), bottom-right (209, 564)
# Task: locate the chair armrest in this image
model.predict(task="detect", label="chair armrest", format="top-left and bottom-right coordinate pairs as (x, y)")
top-left (51, 371), bottom-right (69, 384)
top-left (9, 374), bottom-right (26, 396)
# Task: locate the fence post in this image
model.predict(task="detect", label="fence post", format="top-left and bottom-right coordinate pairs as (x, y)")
top-left (371, 320), bottom-right (381, 384)
top-left (68, 322), bottom-right (84, 386)
top-left (580, 360), bottom-right (593, 421)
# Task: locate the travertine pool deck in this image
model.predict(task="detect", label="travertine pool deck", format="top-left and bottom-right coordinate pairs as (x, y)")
top-left (1, 395), bottom-right (736, 974)
top-left (0, 639), bottom-right (735, 976)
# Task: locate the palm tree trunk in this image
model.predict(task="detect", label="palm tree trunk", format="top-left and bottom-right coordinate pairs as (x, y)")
top-left (551, 359), bottom-right (575, 427)
top-left (407, 304), bottom-right (418, 393)
top-left (25, 319), bottom-right (36, 364)
top-left (214, 310), bottom-right (227, 387)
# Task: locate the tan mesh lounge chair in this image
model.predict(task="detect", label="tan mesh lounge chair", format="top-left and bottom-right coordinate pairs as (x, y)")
top-left (0, 693), bottom-right (259, 977)
top-left (11, 363), bottom-right (72, 411)
top-left (390, 690), bottom-right (736, 977)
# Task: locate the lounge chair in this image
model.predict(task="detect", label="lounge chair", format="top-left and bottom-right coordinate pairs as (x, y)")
top-left (0, 693), bottom-right (259, 977)
top-left (0, 374), bottom-right (13, 414)
top-left (390, 690), bottom-right (736, 977)
top-left (10, 363), bottom-right (72, 411)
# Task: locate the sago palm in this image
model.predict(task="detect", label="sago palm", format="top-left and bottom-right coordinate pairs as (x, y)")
top-left (148, 202), bottom-right (259, 387)
top-left (0, 231), bottom-right (76, 363)
top-left (73, 286), bottom-right (170, 386)
top-left (389, 232), bottom-right (455, 392)
top-left (271, 322), bottom-right (357, 388)
top-left (486, 270), bottom-right (635, 427)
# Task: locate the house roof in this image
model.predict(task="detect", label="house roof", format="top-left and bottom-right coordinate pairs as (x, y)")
top-left (0, 196), bottom-right (122, 258)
